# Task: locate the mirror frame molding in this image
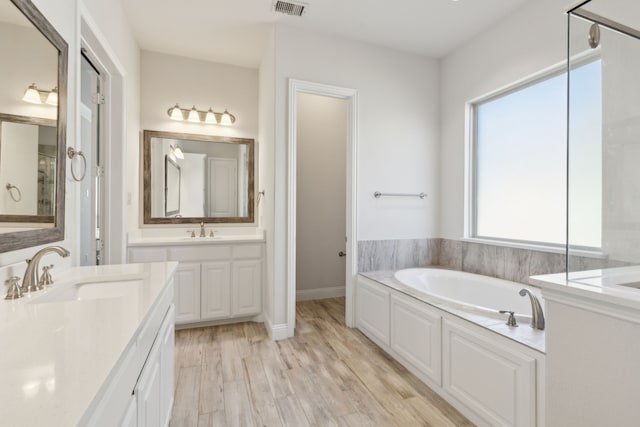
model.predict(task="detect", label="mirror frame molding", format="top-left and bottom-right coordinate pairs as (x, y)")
top-left (0, 0), bottom-right (68, 253)
top-left (143, 129), bottom-right (255, 224)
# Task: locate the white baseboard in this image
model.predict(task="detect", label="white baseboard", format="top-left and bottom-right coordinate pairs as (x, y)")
top-left (264, 314), bottom-right (290, 341)
top-left (296, 286), bottom-right (345, 301)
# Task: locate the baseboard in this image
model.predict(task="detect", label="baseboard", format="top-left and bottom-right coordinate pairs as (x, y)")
top-left (296, 286), bottom-right (345, 301)
top-left (264, 314), bottom-right (289, 341)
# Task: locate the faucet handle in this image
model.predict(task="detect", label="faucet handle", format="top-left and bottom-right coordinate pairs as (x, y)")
top-left (186, 230), bottom-right (195, 238)
top-left (39, 265), bottom-right (54, 287)
top-left (209, 230), bottom-right (214, 238)
top-left (5, 276), bottom-right (23, 300)
top-left (499, 310), bottom-right (518, 327)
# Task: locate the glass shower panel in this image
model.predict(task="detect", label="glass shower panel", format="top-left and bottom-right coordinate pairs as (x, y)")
top-left (567, 0), bottom-right (640, 276)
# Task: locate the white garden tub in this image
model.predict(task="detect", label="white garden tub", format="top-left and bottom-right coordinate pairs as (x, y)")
top-left (393, 268), bottom-right (542, 322)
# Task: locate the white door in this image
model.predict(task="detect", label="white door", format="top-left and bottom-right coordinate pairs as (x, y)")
top-left (200, 261), bottom-right (231, 320)
top-left (207, 157), bottom-right (237, 217)
top-left (174, 263), bottom-right (200, 324)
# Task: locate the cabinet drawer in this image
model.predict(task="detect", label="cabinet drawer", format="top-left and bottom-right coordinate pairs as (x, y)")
top-left (169, 245), bottom-right (231, 261)
top-left (233, 244), bottom-right (262, 259)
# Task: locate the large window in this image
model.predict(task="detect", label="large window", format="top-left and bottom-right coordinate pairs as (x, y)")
top-left (470, 60), bottom-right (602, 248)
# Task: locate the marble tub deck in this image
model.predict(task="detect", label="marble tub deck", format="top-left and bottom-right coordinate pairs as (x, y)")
top-left (361, 270), bottom-right (545, 353)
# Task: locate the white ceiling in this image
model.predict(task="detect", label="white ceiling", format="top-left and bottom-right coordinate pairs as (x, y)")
top-left (122, 0), bottom-right (527, 68)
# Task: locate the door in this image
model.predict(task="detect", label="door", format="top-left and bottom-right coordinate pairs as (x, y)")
top-left (207, 157), bottom-right (237, 217)
top-left (79, 52), bottom-right (104, 265)
top-left (174, 263), bottom-right (201, 324)
top-left (200, 261), bottom-right (231, 320)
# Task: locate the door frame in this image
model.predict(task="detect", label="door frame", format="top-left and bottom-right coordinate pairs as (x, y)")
top-left (287, 79), bottom-right (358, 336)
top-left (79, 8), bottom-right (128, 264)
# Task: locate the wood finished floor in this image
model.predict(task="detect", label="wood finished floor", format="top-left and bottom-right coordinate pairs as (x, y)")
top-left (170, 297), bottom-right (474, 427)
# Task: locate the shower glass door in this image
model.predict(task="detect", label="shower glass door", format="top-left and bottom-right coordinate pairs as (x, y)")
top-left (567, 0), bottom-right (640, 276)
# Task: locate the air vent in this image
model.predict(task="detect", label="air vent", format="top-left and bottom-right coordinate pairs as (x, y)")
top-left (273, 0), bottom-right (307, 17)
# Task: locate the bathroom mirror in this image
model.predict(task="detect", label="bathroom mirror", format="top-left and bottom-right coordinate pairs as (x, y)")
top-left (0, 0), bottom-right (68, 253)
top-left (143, 130), bottom-right (255, 224)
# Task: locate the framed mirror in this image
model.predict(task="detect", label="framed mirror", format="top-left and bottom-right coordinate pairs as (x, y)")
top-left (0, 0), bottom-right (68, 252)
top-left (143, 130), bottom-right (255, 224)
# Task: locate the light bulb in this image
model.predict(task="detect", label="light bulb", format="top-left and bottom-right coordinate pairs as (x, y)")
top-left (205, 107), bottom-right (217, 124)
top-left (220, 109), bottom-right (233, 126)
top-left (169, 104), bottom-right (183, 120)
top-left (22, 83), bottom-right (42, 104)
top-left (187, 106), bottom-right (200, 123)
top-left (45, 87), bottom-right (58, 106)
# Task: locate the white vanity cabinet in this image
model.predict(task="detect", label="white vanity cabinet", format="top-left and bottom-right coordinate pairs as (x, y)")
top-left (83, 275), bottom-right (175, 427)
top-left (128, 241), bottom-right (264, 326)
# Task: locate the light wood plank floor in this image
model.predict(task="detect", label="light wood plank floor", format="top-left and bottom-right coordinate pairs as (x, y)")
top-left (171, 298), bottom-right (474, 427)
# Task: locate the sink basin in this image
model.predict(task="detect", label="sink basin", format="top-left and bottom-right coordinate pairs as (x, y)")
top-left (29, 279), bottom-right (142, 304)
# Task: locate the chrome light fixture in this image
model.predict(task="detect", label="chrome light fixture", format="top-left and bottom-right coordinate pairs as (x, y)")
top-left (166, 103), bottom-right (236, 126)
top-left (22, 83), bottom-right (58, 106)
top-left (171, 144), bottom-right (184, 159)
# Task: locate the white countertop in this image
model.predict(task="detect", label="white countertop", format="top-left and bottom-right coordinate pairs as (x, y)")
top-left (530, 265), bottom-right (640, 311)
top-left (0, 262), bottom-right (178, 427)
top-left (361, 270), bottom-right (546, 353)
top-left (128, 228), bottom-right (265, 246)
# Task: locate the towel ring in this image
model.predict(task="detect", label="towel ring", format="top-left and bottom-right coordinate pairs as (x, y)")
top-left (67, 147), bottom-right (87, 181)
top-left (5, 183), bottom-right (21, 202)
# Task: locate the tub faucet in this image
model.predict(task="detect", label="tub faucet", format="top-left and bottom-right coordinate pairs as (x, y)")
top-left (21, 246), bottom-right (70, 293)
top-left (519, 289), bottom-right (545, 330)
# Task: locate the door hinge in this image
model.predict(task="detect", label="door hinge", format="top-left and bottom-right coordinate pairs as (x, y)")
top-left (96, 166), bottom-right (105, 178)
top-left (92, 93), bottom-right (105, 105)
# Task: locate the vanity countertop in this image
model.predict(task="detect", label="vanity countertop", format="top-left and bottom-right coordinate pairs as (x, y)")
top-left (530, 265), bottom-right (640, 311)
top-left (0, 261), bottom-right (177, 427)
top-left (128, 229), bottom-right (265, 246)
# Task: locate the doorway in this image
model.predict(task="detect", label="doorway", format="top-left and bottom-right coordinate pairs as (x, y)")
top-left (295, 93), bottom-right (348, 302)
top-left (79, 52), bottom-right (104, 265)
top-left (287, 80), bottom-right (358, 337)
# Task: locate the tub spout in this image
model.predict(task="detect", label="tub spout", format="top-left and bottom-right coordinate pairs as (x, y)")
top-left (519, 289), bottom-right (545, 330)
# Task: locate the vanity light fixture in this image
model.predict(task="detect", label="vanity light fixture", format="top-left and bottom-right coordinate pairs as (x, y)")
top-left (22, 83), bottom-right (58, 106)
top-left (171, 144), bottom-right (184, 159)
top-left (166, 103), bottom-right (236, 126)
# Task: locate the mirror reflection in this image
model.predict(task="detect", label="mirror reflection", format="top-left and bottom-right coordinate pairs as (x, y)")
top-left (143, 130), bottom-right (255, 224)
top-left (0, 114), bottom-right (56, 220)
top-left (0, 0), bottom-right (60, 231)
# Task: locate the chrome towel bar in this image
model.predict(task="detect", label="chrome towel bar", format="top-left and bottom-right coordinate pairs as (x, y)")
top-left (374, 191), bottom-right (427, 199)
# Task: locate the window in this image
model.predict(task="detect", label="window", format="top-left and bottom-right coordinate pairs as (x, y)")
top-left (469, 60), bottom-right (602, 248)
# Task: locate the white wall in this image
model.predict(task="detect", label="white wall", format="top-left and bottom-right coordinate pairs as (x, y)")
top-left (296, 93), bottom-right (347, 293)
top-left (138, 50), bottom-right (259, 229)
top-left (258, 27), bottom-right (276, 327)
top-left (271, 24), bottom-right (440, 326)
top-left (439, 0), bottom-right (567, 239)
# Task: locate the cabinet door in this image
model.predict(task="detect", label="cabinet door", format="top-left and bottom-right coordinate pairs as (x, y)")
top-left (232, 260), bottom-right (262, 316)
top-left (356, 277), bottom-right (390, 346)
top-left (119, 395), bottom-right (137, 427)
top-left (136, 342), bottom-right (162, 427)
top-left (160, 305), bottom-right (175, 427)
top-left (201, 261), bottom-right (232, 320)
top-left (390, 293), bottom-right (442, 386)
top-left (442, 319), bottom-right (536, 427)
top-left (174, 263), bottom-right (201, 324)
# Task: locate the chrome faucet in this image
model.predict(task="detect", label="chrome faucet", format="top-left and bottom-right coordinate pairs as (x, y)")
top-left (21, 246), bottom-right (70, 293)
top-left (199, 221), bottom-right (206, 238)
top-left (519, 288), bottom-right (545, 330)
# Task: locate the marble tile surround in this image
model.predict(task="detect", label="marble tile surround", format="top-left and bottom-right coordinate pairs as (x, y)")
top-left (358, 238), bottom-right (627, 285)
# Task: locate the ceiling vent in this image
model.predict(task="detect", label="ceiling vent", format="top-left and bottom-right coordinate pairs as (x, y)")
top-left (273, 0), bottom-right (307, 17)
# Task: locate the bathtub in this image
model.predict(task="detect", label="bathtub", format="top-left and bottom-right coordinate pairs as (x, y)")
top-left (393, 268), bottom-right (542, 322)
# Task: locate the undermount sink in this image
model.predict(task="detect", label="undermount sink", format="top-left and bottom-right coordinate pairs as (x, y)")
top-left (28, 279), bottom-right (142, 304)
